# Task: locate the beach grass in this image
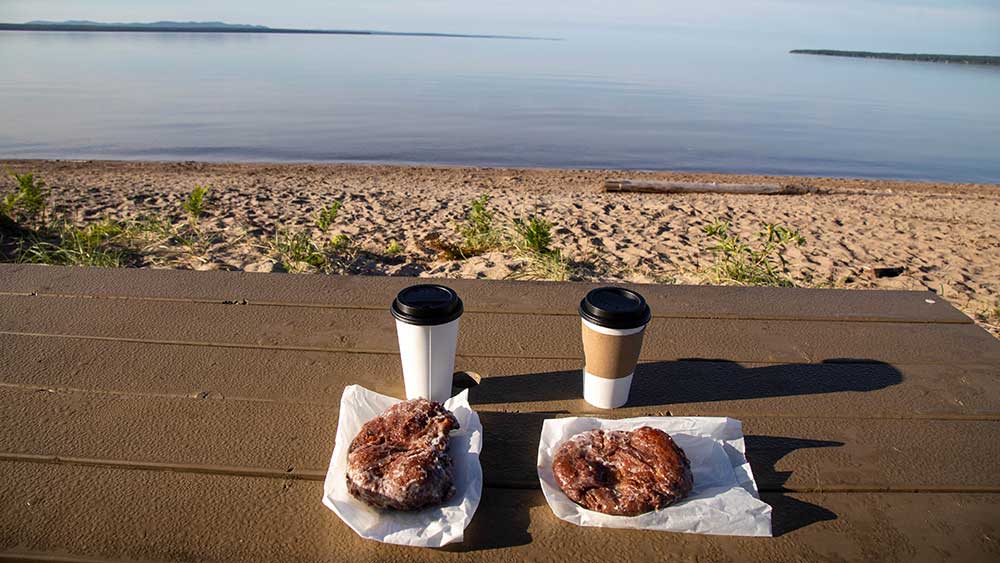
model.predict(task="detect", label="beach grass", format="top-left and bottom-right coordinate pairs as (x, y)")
top-left (511, 215), bottom-right (553, 255)
top-left (315, 201), bottom-right (343, 232)
top-left (509, 248), bottom-right (573, 281)
top-left (703, 219), bottom-right (805, 287)
top-left (13, 220), bottom-right (133, 268)
top-left (270, 230), bottom-right (328, 272)
top-left (2, 171), bottom-right (49, 226)
top-left (1, 171), bottom-right (583, 280)
top-left (508, 213), bottom-right (573, 281)
top-left (457, 194), bottom-right (503, 256)
top-left (182, 185), bottom-right (210, 224)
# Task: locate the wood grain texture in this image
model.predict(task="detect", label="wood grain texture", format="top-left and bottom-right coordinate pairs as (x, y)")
top-left (3, 265), bottom-right (998, 561)
top-left (4, 295), bottom-right (997, 364)
top-left (0, 264), bottom-right (969, 323)
top-left (2, 462), bottom-right (998, 562)
top-left (2, 387), bottom-right (998, 492)
top-left (3, 333), bottom-right (1000, 419)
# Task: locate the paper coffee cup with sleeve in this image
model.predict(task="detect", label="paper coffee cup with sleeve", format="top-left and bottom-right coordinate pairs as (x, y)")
top-left (578, 287), bottom-right (651, 409)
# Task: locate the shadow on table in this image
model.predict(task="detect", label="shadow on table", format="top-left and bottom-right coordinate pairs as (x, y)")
top-left (440, 487), bottom-right (546, 553)
top-left (440, 411), bottom-right (558, 552)
top-left (745, 435), bottom-right (842, 536)
top-left (457, 361), bottom-right (887, 540)
top-left (465, 359), bottom-right (903, 408)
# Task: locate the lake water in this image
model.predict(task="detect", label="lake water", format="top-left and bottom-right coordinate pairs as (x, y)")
top-left (1, 30), bottom-right (999, 183)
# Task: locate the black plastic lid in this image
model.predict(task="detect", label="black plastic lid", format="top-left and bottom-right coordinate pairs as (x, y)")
top-left (391, 284), bottom-right (464, 326)
top-left (579, 287), bottom-right (651, 329)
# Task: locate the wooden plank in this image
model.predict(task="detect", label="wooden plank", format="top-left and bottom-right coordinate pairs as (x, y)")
top-left (1, 462), bottom-right (997, 561)
top-left (477, 412), bottom-right (1000, 491)
top-left (3, 333), bottom-right (1000, 419)
top-left (3, 295), bottom-right (997, 364)
top-left (2, 387), bottom-right (998, 491)
top-left (0, 264), bottom-right (970, 323)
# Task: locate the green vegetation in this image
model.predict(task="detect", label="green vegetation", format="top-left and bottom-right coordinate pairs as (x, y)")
top-left (458, 195), bottom-right (503, 256)
top-left (328, 233), bottom-right (351, 252)
top-left (385, 239), bottom-right (403, 256)
top-left (315, 201), bottom-right (343, 232)
top-left (0, 171), bottom-right (130, 266)
top-left (509, 214), bottom-right (572, 281)
top-left (512, 216), bottom-right (553, 254)
top-left (269, 230), bottom-right (358, 274)
top-left (0, 173), bottom-right (223, 267)
top-left (173, 185), bottom-right (217, 257)
top-left (15, 220), bottom-right (132, 268)
top-left (703, 219), bottom-right (805, 287)
top-left (269, 200), bottom-right (354, 273)
top-left (434, 197), bottom-right (573, 280)
top-left (2, 172), bottom-right (49, 225)
top-left (509, 247), bottom-right (572, 281)
top-left (427, 194), bottom-right (504, 259)
top-left (270, 230), bottom-right (328, 273)
top-left (182, 185), bottom-right (210, 224)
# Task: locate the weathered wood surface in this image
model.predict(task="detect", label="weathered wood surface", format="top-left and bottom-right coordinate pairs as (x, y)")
top-left (4, 295), bottom-right (997, 365)
top-left (0, 263), bottom-right (969, 323)
top-left (604, 179), bottom-right (811, 195)
top-left (1, 264), bottom-right (998, 562)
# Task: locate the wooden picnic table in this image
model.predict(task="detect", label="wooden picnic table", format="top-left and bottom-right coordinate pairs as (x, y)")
top-left (1, 263), bottom-right (999, 561)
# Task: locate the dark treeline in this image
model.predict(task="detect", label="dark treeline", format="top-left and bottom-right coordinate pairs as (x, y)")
top-left (0, 22), bottom-right (553, 40)
top-left (791, 49), bottom-right (1000, 66)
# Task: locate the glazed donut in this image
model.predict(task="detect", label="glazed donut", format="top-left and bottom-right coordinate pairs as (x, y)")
top-left (552, 427), bottom-right (694, 516)
top-left (346, 398), bottom-right (459, 510)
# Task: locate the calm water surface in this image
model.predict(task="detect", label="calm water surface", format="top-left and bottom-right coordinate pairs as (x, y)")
top-left (1, 30), bottom-right (999, 182)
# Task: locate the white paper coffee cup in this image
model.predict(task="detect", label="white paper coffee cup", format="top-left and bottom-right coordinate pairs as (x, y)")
top-left (579, 287), bottom-right (651, 409)
top-left (391, 285), bottom-right (464, 404)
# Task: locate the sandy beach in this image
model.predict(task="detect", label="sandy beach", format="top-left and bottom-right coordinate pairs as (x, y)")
top-left (3, 159), bottom-right (999, 336)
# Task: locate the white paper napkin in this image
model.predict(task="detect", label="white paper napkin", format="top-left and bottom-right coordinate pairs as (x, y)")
top-left (537, 416), bottom-right (772, 536)
top-left (322, 385), bottom-right (484, 547)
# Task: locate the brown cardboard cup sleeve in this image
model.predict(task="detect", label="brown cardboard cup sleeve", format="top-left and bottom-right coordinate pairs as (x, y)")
top-left (582, 322), bottom-right (645, 379)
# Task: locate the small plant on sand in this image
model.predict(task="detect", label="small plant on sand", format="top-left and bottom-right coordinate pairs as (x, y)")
top-left (271, 230), bottom-right (328, 273)
top-left (510, 248), bottom-right (573, 281)
top-left (458, 195), bottom-right (502, 256)
top-left (507, 213), bottom-right (573, 281)
top-left (2, 172), bottom-right (49, 225)
top-left (0, 172), bottom-right (138, 267)
top-left (385, 239), bottom-right (403, 256)
top-left (328, 233), bottom-right (351, 252)
top-left (512, 215), bottom-right (553, 254)
top-left (703, 219), bottom-right (805, 287)
top-left (0, 172), bottom-right (235, 268)
top-left (315, 201), bottom-right (343, 232)
top-left (268, 200), bottom-right (355, 273)
top-left (14, 219), bottom-right (133, 268)
top-left (182, 185), bottom-right (210, 225)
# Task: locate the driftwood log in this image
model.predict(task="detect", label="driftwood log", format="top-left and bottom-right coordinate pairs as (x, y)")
top-left (604, 179), bottom-right (812, 195)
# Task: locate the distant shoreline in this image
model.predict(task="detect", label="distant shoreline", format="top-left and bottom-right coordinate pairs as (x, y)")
top-left (791, 49), bottom-right (1000, 66)
top-left (0, 22), bottom-right (555, 41)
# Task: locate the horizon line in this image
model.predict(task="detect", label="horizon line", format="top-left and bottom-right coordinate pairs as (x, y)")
top-left (0, 20), bottom-right (562, 41)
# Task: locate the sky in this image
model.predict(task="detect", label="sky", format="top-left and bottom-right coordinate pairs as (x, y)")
top-left (1, 0), bottom-right (998, 53)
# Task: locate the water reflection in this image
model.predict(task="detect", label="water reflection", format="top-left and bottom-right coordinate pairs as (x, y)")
top-left (0, 30), bottom-right (998, 182)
